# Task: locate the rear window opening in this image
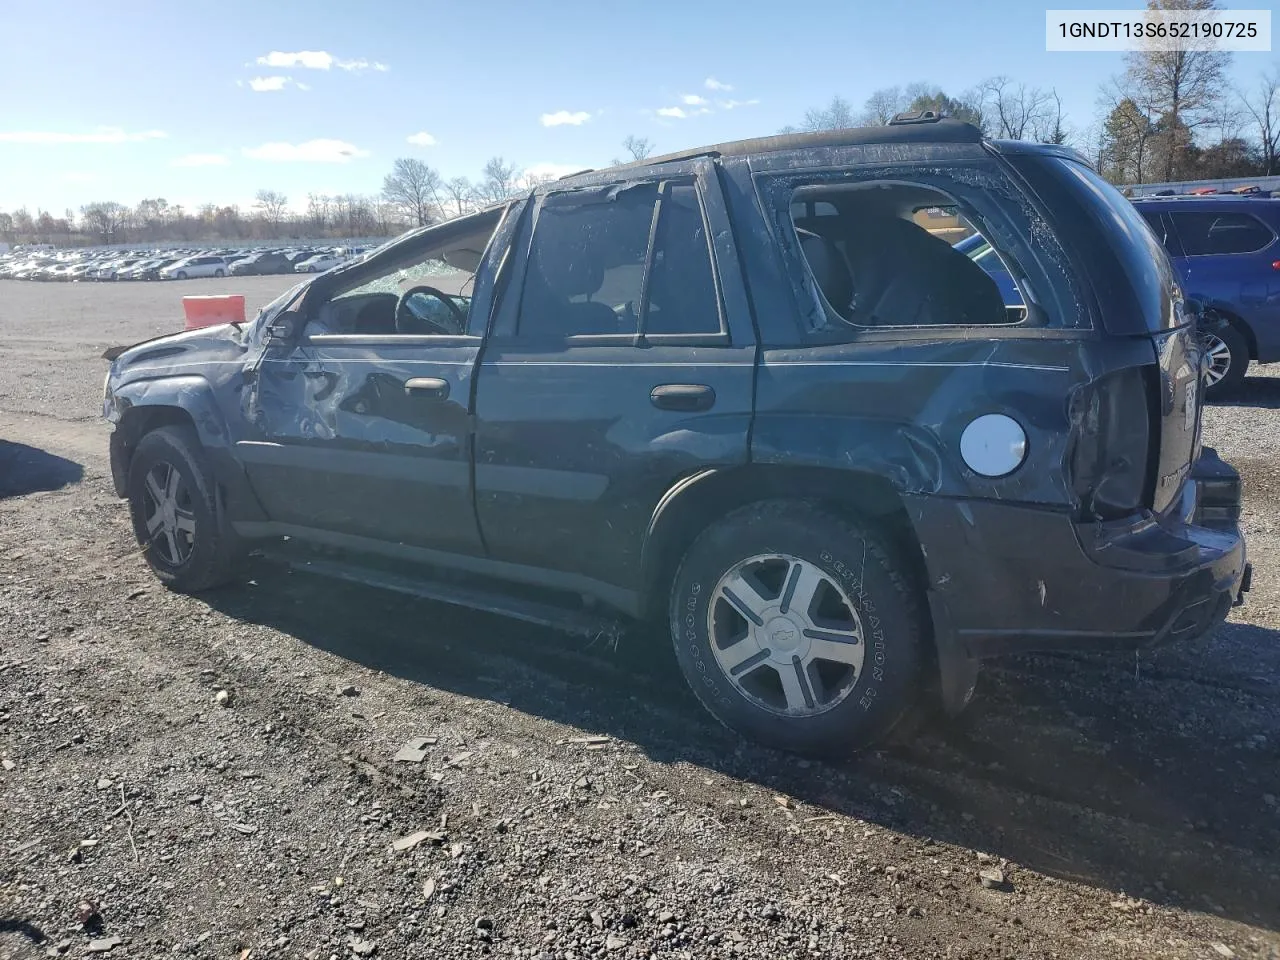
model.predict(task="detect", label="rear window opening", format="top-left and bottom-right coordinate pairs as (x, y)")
top-left (788, 182), bottom-right (1028, 329)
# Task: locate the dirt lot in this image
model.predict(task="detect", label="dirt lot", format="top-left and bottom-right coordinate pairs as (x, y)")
top-left (1, 277), bottom-right (1278, 960)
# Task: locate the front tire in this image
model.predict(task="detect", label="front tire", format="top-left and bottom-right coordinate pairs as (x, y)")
top-left (176, 270), bottom-right (188, 280)
top-left (214, 268), bottom-right (225, 278)
top-left (127, 426), bottom-right (242, 592)
top-left (669, 500), bottom-right (927, 757)
top-left (1202, 322), bottom-right (1248, 398)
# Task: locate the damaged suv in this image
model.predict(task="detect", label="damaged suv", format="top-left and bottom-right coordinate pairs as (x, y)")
top-left (103, 115), bottom-right (1250, 756)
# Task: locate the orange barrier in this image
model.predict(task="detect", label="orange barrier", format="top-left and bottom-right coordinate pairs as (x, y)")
top-left (182, 294), bottom-right (246, 331)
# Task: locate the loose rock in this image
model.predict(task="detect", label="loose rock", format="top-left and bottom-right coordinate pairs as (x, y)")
top-left (979, 867), bottom-right (1008, 891)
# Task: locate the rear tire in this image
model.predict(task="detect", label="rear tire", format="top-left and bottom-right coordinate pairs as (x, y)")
top-left (668, 500), bottom-right (927, 757)
top-left (1202, 321), bottom-right (1248, 398)
top-left (214, 268), bottom-right (225, 278)
top-left (127, 425), bottom-right (242, 592)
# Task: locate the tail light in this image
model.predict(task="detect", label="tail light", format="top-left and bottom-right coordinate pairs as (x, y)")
top-left (1068, 367), bottom-right (1156, 519)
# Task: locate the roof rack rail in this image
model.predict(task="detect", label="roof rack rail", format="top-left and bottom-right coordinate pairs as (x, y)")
top-left (889, 109), bottom-right (942, 125)
top-left (557, 169), bottom-right (594, 180)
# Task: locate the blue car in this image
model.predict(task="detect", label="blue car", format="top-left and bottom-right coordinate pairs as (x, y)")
top-left (1133, 197), bottom-right (1280, 394)
top-left (952, 232), bottom-right (1023, 309)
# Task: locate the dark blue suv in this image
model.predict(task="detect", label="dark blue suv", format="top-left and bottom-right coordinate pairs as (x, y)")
top-left (101, 119), bottom-right (1249, 757)
top-left (1133, 197), bottom-right (1280, 394)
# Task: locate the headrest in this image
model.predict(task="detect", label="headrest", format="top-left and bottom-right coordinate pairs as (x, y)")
top-left (533, 245), bottom-right (604, 298)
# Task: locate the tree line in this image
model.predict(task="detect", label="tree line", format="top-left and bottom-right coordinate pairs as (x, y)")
top-left (5, 1), bottom-right (1276, 248)
top-left (786, 0), bottom-right (1277, 186)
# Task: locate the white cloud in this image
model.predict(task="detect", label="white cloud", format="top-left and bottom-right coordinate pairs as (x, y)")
top-left (705, 77), bottom-right (733, 91)
top-left (296, 81), bottom-right (311, 91)
top-left (541, 110), bottom-right (592, 127)
top-left (249, 75), bottom-right (290, 92)
top-left (523, 162), bottom-right (583, 181)
top-left (407, 131), bottom-right (438, 147)
top-left (718, 98), bottom-right (760, 110)
top-left (656, 107), bottom-right (687, 119)
top-left (680, 94), bottom-right (708, 106)
top-left (172, 153), bottom-right (230, 167)
top-left (0, 127), bottom-right (168, 144)
top-left (255, 51), bottom-right (388, 72)
top-left (242, 139), bottom-right (371, 163)
top-left (257, 50), bottom-right (334, 69)
top-left (62, 172), bottom-right (98, 183)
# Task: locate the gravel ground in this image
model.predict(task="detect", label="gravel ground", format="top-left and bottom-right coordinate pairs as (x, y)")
top-left (1, 278), bottom-right (1278, 960)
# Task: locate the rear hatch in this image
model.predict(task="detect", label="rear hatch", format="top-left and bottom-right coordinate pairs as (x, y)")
top-left (1005, 152), bottom-right (1203, 515)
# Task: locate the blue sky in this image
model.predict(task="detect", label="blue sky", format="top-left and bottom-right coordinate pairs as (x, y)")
top-left (0, 0), bottom-right (1272, 215)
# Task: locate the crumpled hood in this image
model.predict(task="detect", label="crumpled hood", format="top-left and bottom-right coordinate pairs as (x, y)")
top-left (104, 323), bottom-right (247, 377)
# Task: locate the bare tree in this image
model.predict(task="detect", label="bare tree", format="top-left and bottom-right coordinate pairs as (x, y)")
top-left (381, 157), bottom-right (442, 227)
top-left (859, 86), bottom-right (908, 126)
top-left (80, 201), bottom-right (129, 243)
top-left (1242, 67), bottom-right (1280, 175)
top-left (444, 177), bottom-right (474, 219)
top-left (622, 135), bottom-right (653, 161)
top-left (479, 156), bottom-right (520, 204)
top-left (977, 76), bottom-right (1057, 140)
top-left (254, 189), bottom-right (289, 233)
top-left (796, 95), bottom-right (856, 132)
top-left (1120, 0), bottom-right (1231, 180)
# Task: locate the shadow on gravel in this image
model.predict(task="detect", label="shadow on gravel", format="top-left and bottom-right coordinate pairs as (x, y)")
top-left (205, 563), bottom-right (1280, 935)
top-left (1211, 371), bottom-right (1280, 409)
top-left (0, 917), bottom-right (47, 944)
top-left (0, 441), bottom-right (83, 498)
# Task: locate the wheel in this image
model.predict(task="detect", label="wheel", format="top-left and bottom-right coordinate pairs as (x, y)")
top-left (127, 425), bottom-right (242, 592)
top-left (1201, 322), bottom-right (1248, 398)
top-left (176, 270), bottom-right (188, 280)
top-left (214, 268), bottom-right (225, 278)
top-left (669, 500), bottom-right (927, 757)
top-left (308, 265), bottom-right (318, 273)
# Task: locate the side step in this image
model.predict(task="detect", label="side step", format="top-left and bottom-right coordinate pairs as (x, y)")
top-left (262, 551), bottom-right (627, 641)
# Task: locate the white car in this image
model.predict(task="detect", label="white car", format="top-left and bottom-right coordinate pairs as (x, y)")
top-left (294, 252), bottom-right (346, 273)
top-left (160, 255), bottom-right (229, 280)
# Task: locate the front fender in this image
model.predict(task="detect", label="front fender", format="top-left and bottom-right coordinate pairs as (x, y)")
top-left (106, 375), bottom-right (233, 450)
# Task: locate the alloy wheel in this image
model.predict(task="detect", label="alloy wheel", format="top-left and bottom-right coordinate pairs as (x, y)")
top-left (708, 554), bottom-right (866, 717)
top-left (1202, 332), bottom-right (1233, 387)
top-left (142, 462), bottom-right (196, 566)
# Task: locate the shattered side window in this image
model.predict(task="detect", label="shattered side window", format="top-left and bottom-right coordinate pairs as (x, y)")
top-left (516, 184), bottom-right (659, 339)
top-left (758, 162), bottom-right (1086, 334)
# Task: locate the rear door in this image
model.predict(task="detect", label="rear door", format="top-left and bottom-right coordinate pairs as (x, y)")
top-left (1168, 208), bottom-right (1279, 317)
top-left (473, 161), bottom-right (756, 596)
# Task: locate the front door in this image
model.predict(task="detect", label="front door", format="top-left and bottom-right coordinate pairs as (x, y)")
top-left (238, 205), bottom-right (519, 555)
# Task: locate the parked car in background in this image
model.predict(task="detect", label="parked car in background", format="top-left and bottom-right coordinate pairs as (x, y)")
top-left (230, 251), bottom-right (293, 276)
top-left (102, 116), bottom-right (1248, 757)
top-left (1134, 197), bottom-right (1280, 395)
top-left (294, 251), bottom-right (346, 273)
top-left (160, 256), bottom-right (228, 280)
top-left (134, 258), bottom-right (181, 281)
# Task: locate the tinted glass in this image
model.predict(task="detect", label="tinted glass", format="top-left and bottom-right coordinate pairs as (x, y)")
top-left (1139, 210), bottom-right (1171, 246)
top-left (1172, 212), bottom-right (1274, 256)
top-left (1040, 158), bottom-right (1178, 331)
top-left (644, 185), bottom-right (720, 335)
top-left (518, 184), bottom-right (657, 338)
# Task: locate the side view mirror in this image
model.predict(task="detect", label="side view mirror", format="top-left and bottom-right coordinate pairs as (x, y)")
top-left (264, 310), bottom-right (300, 342)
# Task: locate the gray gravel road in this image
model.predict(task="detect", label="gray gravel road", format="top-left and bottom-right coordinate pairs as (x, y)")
top-left (2, 278), bottom-right (1278, 960)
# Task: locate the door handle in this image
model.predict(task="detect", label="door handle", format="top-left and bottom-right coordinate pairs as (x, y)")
top-left (650, 383), bottom-right (715, 412)
top-left (404, 377), bottom-right (450, 400)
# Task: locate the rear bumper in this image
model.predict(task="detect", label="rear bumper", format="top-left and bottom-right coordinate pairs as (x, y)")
top-left (912, 449), bottom-right (1248, 659)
